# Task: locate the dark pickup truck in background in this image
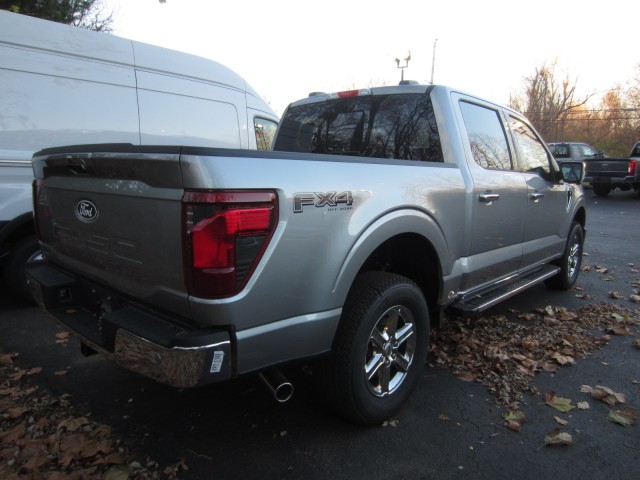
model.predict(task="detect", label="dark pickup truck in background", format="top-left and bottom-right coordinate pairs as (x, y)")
top-left (549, 141), bottom-right (639, 197)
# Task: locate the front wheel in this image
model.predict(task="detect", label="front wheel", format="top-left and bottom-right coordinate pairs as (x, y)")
top-left (318, 272), bottom-right (429, 425)
top-left (545, 222), bottom-right (584, 290)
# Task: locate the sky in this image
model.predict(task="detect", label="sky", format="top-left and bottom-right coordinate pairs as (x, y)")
top-left (104, 0), bottom-right (639, 116)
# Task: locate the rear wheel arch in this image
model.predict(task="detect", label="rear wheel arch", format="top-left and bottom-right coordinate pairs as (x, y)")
top-left (332, 211), bottom-right (449, 322)
top-left (355, 233), bottom-right (442, 324)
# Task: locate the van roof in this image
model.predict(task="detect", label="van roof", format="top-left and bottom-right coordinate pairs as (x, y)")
top-left (0, 10), bottom-right (247, 93)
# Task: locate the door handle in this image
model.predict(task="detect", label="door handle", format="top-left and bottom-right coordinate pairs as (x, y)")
top-left (529, 192), bottom-right (544, 202)
top-left (479, 193), bottom-right (500, 203)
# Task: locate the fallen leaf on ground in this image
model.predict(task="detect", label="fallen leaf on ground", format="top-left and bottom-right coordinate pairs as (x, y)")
top-left (545, 392), bottom-right (575, 412)
top-left (608, 291), bottom-right (623, 299)
top-left (575, 293), bottom-right (593, 300)
top-left (577, 401), bottom-right (590, 410)
top-left (0, 353), bottom-right (14, 366)
top-left (582, 385), bottom-right (626, 405)
top-left (544, 429), bottom-right (574, 447)
top-left (456, 371), bottom-right (476, 382)
top-left (55, 331), bottom-right (70, 347)
top-left (607, 325), bottom-right (630, 335)
top-left (630, 295), bottom-right (640, 304)
top-left (58, 416), bottom-right (90, 432)
top-left (7, 406), bottom-right (29, 419)
top-left (608, 408), bottom-right (637, 427)
top-left (103, 464), bottom-right (133, 480)
top-left (502, 410), bottom-right (526, 432)
top-left (554, 416), bottom-right (569, 426)
top-left (552, 352), bottom-right (575, 366)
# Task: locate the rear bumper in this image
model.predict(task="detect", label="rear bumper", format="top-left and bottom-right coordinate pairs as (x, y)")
top-left (25, 262), bottom-right (232, 388)
top-left (584, 174), bottom-right (637, 186)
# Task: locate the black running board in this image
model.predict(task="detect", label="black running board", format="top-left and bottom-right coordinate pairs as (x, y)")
top-left (449, 265), bottom-right (560, 316)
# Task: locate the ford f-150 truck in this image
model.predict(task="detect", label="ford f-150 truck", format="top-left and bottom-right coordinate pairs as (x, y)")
top-left (551, 141), bottom-right (638, 197)
top-left (26, 84), bottom-right (586, 425)
top-left (582, 141), bottom-right (640, 197)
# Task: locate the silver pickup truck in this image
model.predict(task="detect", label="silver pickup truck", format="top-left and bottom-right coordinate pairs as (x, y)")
top-left (26, 84), bottom-right (586, 425)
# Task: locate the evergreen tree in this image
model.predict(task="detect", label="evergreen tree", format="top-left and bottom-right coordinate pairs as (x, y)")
top-left (0, 0), bottom-right (113, 31)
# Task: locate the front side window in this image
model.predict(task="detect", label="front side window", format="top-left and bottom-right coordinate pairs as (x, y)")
top-left (580, 144), bottom-right (597, 158)
top-left (509, 117), bottom-right (551, 176)
top-left (254, 117), bottom-right (278, 150)
top-left (273, 93), bottom-right (443, 162)
top-left (459, 101), bottom-right (512, 170)
top-left (570, 145), bottom-right (580, 159)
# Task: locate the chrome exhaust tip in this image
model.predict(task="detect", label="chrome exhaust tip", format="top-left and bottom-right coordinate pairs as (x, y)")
top-left (258, 369), bottom-right (294, 403)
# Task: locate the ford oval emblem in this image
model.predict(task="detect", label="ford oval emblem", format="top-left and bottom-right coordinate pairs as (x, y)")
top-left (75, 200), bottom-right (99, 223)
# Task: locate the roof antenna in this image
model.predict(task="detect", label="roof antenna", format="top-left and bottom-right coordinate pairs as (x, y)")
top-left (430, 39), bottom-right (438, 84)
top-left (394, 51), bottom-right (411, 83)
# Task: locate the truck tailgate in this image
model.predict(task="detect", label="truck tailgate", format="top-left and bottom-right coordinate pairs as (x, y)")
top-left (585, 159), bottom-right (629, 176)
top-left (32, 146), bottom-right (189, 316)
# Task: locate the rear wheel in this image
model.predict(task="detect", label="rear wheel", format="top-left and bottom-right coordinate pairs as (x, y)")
top-left (545, 222), bottom-right (584, 290)
top-left (318, 272), bottom-right (429, 425)
top-left (592, 183), bottom-right (611, 197)
top-left (3, 235), bottom-right (41, 303)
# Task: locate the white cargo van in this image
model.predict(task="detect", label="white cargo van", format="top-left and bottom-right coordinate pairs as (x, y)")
top-left (0, 10), bottom-right (279, 301)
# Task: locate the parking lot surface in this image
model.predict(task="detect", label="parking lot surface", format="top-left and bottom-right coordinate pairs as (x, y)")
top-left (1, 189), bottom-right (639, 479)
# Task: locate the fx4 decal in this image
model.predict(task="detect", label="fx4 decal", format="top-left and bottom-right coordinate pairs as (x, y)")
top-left (293, 191), bottom-right (353, 213)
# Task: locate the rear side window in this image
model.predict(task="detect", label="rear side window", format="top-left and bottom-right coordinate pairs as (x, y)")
top-left (273, 93), bottom-right (443, 162)
top-left (552, 144), bottom-right (570, 158)
top-left (459, 101), bottom-right (512, 170)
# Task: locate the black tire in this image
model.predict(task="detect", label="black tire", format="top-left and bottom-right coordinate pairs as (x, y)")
top-left (545, 222), bottom-right (584, 290)
top-left (592, 183), bottom-right (611, 197)
top-left (318, 272), bottom-right (429, 425)
top-left (3, 235), bottom-right (41, 303)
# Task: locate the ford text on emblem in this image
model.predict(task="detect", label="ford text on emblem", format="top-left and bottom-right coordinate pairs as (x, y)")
top-left (76, 200), bottom-right (99, 223)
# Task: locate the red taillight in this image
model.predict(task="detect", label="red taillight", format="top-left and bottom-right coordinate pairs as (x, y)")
top-left (182, 190), bottom-right (277, 299)
top-left (629, 160), bottom-right (638, 176)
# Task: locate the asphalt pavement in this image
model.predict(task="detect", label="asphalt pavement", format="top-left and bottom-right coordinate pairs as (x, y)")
top-left (1, 188), bottom-right (639, 480)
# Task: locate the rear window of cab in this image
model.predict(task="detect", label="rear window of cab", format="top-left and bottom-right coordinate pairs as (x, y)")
top-left (273, 93), bottom-right (443, 162)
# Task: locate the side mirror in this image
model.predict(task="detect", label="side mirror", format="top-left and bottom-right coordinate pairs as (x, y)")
top-left (560, 161), bottom-right (584, 184)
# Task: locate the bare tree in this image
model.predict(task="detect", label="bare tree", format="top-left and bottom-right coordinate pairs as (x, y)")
top-left (509, 60), bottom-right (593, 142)
top-left (622, 64), bottom-right (640, 143)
